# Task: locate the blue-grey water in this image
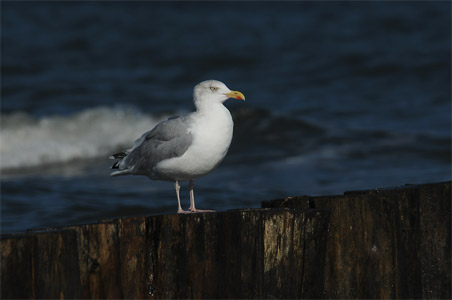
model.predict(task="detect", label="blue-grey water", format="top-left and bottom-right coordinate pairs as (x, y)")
top-left (1, 2), bottom-right (451, 233)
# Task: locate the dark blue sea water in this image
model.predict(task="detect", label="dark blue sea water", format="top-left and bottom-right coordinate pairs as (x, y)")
top-left (2, 2), bottom-right (451, 233)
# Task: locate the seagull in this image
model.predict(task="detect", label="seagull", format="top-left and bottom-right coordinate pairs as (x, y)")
top-left (110, 80), bottom-right (245, 213)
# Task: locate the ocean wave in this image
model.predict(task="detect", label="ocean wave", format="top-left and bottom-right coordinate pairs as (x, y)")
top-left (1, 105), bottom-right (449, 176)
top-left (0, 106), bottom-right (170, 171)
top-left (0, 105), bottom-right (327, 173)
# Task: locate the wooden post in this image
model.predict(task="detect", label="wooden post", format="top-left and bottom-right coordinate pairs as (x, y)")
top-left (146, 209), bottom-right (329, 299)
top-left (1, 181), bottom-right (450, 299)
top-left (263, 181), bottom-right (451, 299)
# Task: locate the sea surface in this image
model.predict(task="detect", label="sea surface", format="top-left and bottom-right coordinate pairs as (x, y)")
top-left (1, 2), bottom-right (451, 233)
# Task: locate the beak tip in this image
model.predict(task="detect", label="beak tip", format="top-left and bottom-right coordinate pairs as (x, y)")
top-left (226, 90), bottom-right (245, 101)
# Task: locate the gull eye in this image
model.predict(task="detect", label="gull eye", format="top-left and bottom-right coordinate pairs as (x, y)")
top-left (210, 86), bottom-right (218, 91)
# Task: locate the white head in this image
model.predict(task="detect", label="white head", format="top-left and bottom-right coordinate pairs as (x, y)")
top-left (193, 80), bottom-right (245, 109)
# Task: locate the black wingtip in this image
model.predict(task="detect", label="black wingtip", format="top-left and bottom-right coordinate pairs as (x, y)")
top-left (111, 161), bottom-right (120, 169)
top-left (110, 151), bottom-right (127, 160)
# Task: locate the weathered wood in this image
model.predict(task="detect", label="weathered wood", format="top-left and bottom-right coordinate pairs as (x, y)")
top-left (1, 230), bottom-right (82, 299)
top-left (263, 181), bottom-right (451, 299)
top-left (1, 209), bottom-right (328, 299)
top-left (73, 221), bottom-right (122, 299)
top-left (418, 183), bottom-right (451, 299)
top-left (146, 209), bottom-right (329, 299)
top-left (117, 216), bottom-right (148, 299)
top-left (34, 230), bottom-right (82, 299)
top-left (1, 181), bottom-right (450, 299)
top-left (1, 234), bottom-right (36, 299)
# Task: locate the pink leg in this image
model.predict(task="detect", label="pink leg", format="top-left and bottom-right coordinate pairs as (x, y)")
top-left (188, 180), bottom-right (215, 213)
top-left (175, 181), bottom-right (191, 214)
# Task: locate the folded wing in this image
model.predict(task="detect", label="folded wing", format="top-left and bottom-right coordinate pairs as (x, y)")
top-left (110, 116), bottom-right (193, 176)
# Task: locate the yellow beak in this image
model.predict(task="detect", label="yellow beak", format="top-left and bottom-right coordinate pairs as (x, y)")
top-left (225, 90), bottom-right (245, 101)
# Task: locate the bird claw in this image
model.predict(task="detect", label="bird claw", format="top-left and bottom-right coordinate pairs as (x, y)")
top-left (177, 208), bottom-right (215, 214)
top-left (189, 208), bottom-right (215, 213)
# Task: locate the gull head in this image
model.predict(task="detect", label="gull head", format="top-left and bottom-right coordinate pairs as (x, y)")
top-left (193, 80), bottom-right (245, 107)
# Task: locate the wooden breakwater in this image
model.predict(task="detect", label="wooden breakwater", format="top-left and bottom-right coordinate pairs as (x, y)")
top-left (1, 181), bottom-right (450, 299)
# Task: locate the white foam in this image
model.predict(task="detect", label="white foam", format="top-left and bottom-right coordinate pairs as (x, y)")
top-left (0, 106), bottom-right (171, 170)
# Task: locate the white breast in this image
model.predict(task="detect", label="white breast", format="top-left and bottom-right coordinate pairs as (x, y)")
top-left (154, 104), bottom-right (234, 181)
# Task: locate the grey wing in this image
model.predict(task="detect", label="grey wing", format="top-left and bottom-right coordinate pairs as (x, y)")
top-left (109, 129), bottom-right (153, 160)
top-left (111, 116), bottom-right (193, 176)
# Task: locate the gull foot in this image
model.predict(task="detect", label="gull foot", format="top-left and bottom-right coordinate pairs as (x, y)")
top-left (177, 209), bottom-right (194, 214)
top-left (189, 208), bottom-right (215, 213)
